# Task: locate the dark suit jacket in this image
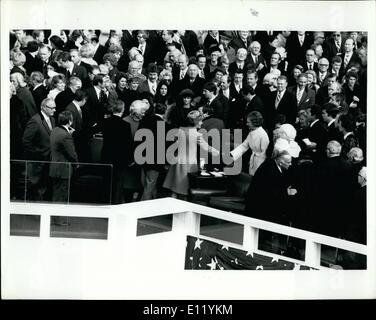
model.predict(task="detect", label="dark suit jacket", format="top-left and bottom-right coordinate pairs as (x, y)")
top-left (285, 32), bottom-right (314, 68)
top-left (17, 86), bottom-right (38, 121)
top-left (288, 86), bottom-right (316, 110)
top-left (24, 51), bottom-right (43, 75)
top-left (180, 31), bottom-right (199, 58)
top-left (55, 87), bottom-right (76, 117)
top-left (101, 115), bottom-right (133, 168)
top-left (316, 71), bottom-right (330, 87)
top-left (315, 85), bottom-right (331, 106)
top-left (22, 112), bottom-right (55, 160)
top-left (93, 44), bottom-right (107, 65)
top-left (246, 54), bottom-right (267, 71)
top-left (49, 126), bottom-right (78, 179)
top-left (323, 38), bottom-right (345, 62)
top-left (307, 120), bottom-right (328, 161)
top-left (302, 61), bottom-right (319, 73)
top-left (245, 158), bottom-right (291, 224)
top-left (266, 90), bottom-right (297, 130)
top-left (137, 79), bottom-right (158, 96)
top-left (10, 95), bottom-right (27, 159)
top-left (176, 77), bottom-right (205, 99)
top-left (65, 102), bottom-right (83, 131)
top-left (341, 51), bottom-right (362, 73)
top-left (326, 121), bottom-right (342, 144)
top-left (203, 34), bottom-right (220, 53)
top-left (341, 133), bottom-right (359, 159)
top-left (84, 85), bottom-right (107, 128)
top-left (31, 84), bottom-right (48, 111)
top-left (228, 61), bottom-right (246, 77)
top-left (208, 95), bottom-right (228, 123)
top-left (121, 30), bottom-right (137, 54)
top-left (229, 36), bottom-right (252, 52)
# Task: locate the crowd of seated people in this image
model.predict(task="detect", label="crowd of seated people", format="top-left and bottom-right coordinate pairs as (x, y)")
top-left (9, 30), bottom-right (367, 243)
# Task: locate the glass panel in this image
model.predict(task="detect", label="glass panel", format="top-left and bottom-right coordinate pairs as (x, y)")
top-left (11, 160), bottom-right (113, 205)
top-left (320, 245), bottom-right (366, 269)
top-left (10, 160), bottom-right (27, 201)
top-left (50, 216), bottom-right (108, 240)
top-left (69, 163), bottom-right (113, 205)
top-left (136, 214), bottom-right (173, 236)
top-left (258, 230), bottom-right (306, 261)
top-left (10, 214), bottom-right (40, 237)
top-left (200, 215), bottom-right (244, 245)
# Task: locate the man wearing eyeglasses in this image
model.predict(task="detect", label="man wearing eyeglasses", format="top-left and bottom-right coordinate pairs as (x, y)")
top-left (316, 57), bottom-right (330, 87)
top-left (22, 98), bottom-right (56, 201)
top-left (322, 31), bottom-right (345, 63)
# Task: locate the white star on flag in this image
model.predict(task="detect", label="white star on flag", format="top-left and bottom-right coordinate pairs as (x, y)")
top-left (221, 245), bottom-right (229, 251)
top-left (293, 263), bottom-right (300, 270)
top-left (189, 256), bottom-right (193, 260)
top-left (194, 238), bottom-right (203, 250)
top-left (246, 251), bottom-right (253, 257)
top-left (256, 265), bottom-right (264, 270)
top-left (271, 257), bottom-right (279, 263)
top-left (207, 258), bottom-right (217, 270)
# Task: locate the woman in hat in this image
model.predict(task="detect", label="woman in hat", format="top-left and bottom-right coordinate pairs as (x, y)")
top-left (166, 88), bottom-right (196, 129)
top-left (163, 110), bottom-right (220, 199)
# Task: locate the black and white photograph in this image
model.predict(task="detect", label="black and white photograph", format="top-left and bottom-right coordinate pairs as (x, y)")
top-left (1, 0), bottom-right (375, 301)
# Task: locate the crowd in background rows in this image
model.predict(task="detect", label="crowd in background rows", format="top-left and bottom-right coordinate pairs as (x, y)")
top-left (9, 29), bottom-right (367, 242)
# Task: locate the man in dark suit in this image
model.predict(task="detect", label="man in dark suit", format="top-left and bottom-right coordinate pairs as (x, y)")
top-left (203, 82), bottom-right (228, 124)
top-left (49, 110), bottom-right (78, 205)
top-left (322, 31), bottom-right (345, 63)
top-left (266, 75), bottom-right (297, 132)
top-left (337, 113), bottom-right (359, 159)
top-left (22, 98), bottom-right (56, 201)
top-left (24, 40), bottom-right (43, 76)
top-left (175, 63), bottom-right (205, 104)
top-left (285, 31), bottom-right (314, 69)
top-left (179, 30), bottom-right (199, 58)
top-left (321, 103), bottom-right (342, 143)
top-left (136, 30), bottom-right (156, 66)
top-left (55, 76), bottom-right (82, 118)
top-left (342, 38), bottom-right (362, 74)
top-left (120, 30), bottom-right (137, 55)
top-left (58, 51), bottom-right (88, 85)
top-left (101, 100), bottom-right (133, 204)
top-left (287, 73), bottom-right (315, 110)
top-left (30, 71), bottom-right (48, 111)
top-left (302, 49), bottom-right (319, 72)
top-left (246, 41), bottom-right (267, 72)
top-left (136, 103), bottom-right (168, 200)
top-left (36, 44), bottom-right (52, 78)
top-left (137, 63), bottom-right (159, 96)
top-left (316, 57), bottom-right (330, 87)
top-left (245, 150), bottom-right (295, 225)
top-left (315, 73), bottom-right (337, 106)
top-left (91, 34), bottom-right (107, 64)
top-left (203, 30), bottom-right (220, 53)
top-left (313, 140), bottom-right (355, 238)
top-left (228, 48), bottom-right (248, 77)
top-left (65, 89), bottom-right (91, 162)
top-left (228, 30), bottom-right (252, 52)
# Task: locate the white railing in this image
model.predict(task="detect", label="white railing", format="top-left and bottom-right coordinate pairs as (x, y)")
top-left (7, 197), bottom-right (367, 269)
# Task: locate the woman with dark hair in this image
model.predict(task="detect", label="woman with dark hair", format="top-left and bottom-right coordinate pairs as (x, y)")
top-left (163, 110), bottom-right (220, 199)
top-left (64, 30), bottom-right (83, 51)
top-left (342, 71), bottom-right (363, 110)
top-left (115, 72), bottom-right (128, 105)
top-left (166, 88), bottom-right (196, 129)
top-left (47, 74), bottom-right (66, 100)
top-left (290, 64), bottom-right (304, 87)
top-left (230, 111), bottom-right (270, 176)
top-left (49, 35), bottom-right (65, 51)
top-left (154, 79), bottom-right (171, 106)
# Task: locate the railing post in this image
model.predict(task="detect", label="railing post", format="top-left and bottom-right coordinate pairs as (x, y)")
top-left (305, 240), bottom-right (321, 268)
top-left (243, 225), bottom-right (259, 251)
top-left (172, 211), bottom-right (200, 235)
top-left (40, 213), bottom-right (51, 239)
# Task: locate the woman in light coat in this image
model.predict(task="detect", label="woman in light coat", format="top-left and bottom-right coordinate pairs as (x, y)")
top-left (230, 111), bottom-right (269, 176)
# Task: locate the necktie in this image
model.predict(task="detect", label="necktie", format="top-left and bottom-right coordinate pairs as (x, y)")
top-left (255, 55), bottom-right (258, 65)
top-left (299, 36), bottom-right (303, 46)
top-left (275, 92), bottom-right (282, 108)
top-left (139, 44), bottom-right (144, 55)
top-left (45, 117), bottom-right (52, 131)
top-left (100, 90), bottom-right (107, 104)
top-left (77, 106), bottom-right (82, 118)
top-left (200, 70), bottom-right (205, 78)
top-left (180, 71), bottom-right (184, 80)
top-left (344, 55), bottom-right (350, 68)
top-left (309, 63), bottom-right (312, 70)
